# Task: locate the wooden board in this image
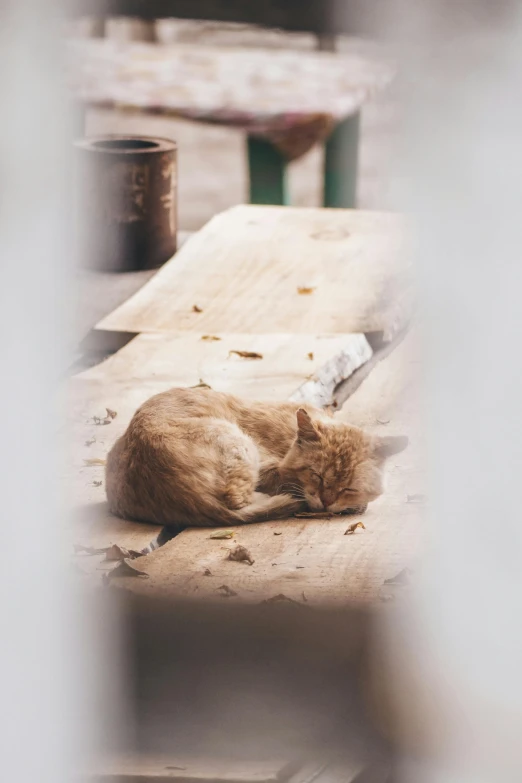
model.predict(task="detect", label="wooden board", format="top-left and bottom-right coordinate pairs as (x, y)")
top-left (89, 756), bottom-right (299, 783)
top-left (68, 331), bottom-right (371, 557)
top-left (98, 206), bottom-right (412, 339)
top-left (105, 333), bottom-right (423, 604)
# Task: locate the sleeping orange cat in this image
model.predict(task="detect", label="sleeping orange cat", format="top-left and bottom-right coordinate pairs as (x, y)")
top-left (106, 387), bottom-right (408, 527)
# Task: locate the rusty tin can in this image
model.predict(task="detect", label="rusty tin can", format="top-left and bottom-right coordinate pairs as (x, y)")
top-left (75, 135), bottom-right (177, 272)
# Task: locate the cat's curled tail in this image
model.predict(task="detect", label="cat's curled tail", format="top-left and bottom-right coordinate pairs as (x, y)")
top-left (229, 493), bottom-right (304, 525)
top-left (195, 492), bottom-right (304, 527)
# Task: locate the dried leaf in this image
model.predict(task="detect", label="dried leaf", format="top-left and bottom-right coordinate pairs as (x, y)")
top-left (344, 521), bottom-right (366, 535)
top-left (307, 352), bottom-right (314, 361)
top-left (92, 480), bottom-right (102, 487)
top-left (217, 584), bottom-right (238, 598)
top-left (407, 494), bottom-right (427, 504)
top-left (384, 568), bottom-right (412, 586)
top-left (191, 379), bottom-right (211, 390)
top-left (85, 436), bottom-right (96, 447)
top-left (106, 408), bottom-right (117, 420)
top-left (228, 350), bottom-right (263, 360)
top-left (210, 530), bottom-right (235, 540)
top-left (92, 414), bottom-right (112, 426)
top-left (74, 543), bottom-right (105, 556)
top-left (227, 544), bottom-right (255, 566)
top-left (104, 544), bottom-right (142, 562)
top-left (105, 544), bottom-right (131, 561)
top-left (297, 287), bottom-right (316, 295)
top-left (83, 457), bottom-right (106, 467)
top-left (192, 304), bottom-right (203, 313)
top-left (203, 568), bottom-right (212, 576)
top-left (201, 335), bottom-right (221, 342)
top-left (107, 559), bottom-right (149, 579)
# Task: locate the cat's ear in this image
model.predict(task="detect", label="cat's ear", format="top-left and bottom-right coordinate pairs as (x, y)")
top-left (373, 435), bottom-right (409, 459)
top-left (296, 409), bottom-right (320, 443)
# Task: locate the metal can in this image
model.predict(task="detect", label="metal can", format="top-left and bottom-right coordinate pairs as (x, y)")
top-left (75, 135), bottom-right (177, 272)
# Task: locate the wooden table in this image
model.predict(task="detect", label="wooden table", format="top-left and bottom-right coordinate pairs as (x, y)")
top-left (68, 39), bottom-right (394, 207)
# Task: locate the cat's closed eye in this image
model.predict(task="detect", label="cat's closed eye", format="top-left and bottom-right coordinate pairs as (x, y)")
top-left (342, 488), bottom-right (358, 494)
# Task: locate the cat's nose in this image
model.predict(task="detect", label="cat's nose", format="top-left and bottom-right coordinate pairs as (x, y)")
top-left (321, 490), bottom-right (336, 509)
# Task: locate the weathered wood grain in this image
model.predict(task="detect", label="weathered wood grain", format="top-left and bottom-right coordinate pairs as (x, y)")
top-left (107, 333), bottom-right (422, 604)
top-left (98, 206), bottom-right (411, 339)
top-left (91, 755), bottom-right (300, 783)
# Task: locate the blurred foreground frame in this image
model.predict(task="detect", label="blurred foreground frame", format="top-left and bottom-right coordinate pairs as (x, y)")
top-left (88, 592), bottom-right (402, 783)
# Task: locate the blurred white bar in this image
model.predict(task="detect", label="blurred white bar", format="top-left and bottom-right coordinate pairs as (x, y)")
top-left (385, 1), bottom-right (522, 781)
top-left (0, 2), bottom-right (85, 782)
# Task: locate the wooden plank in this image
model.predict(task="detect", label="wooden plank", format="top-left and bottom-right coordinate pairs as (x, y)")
top-left (89, 755), bottom-right (299, 782)
top-left (97, 206), bottom-right (412, 339)
top-left (68, 331), bottom-right (371, 555)
top-left (106, 333), bottom-right (423, 604)
top-left (68, 40), bottom-right (391, 124)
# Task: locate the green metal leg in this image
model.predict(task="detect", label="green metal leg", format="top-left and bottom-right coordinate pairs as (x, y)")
top-left (323, 111), bottom-right (361, 208)
top-left (247, 136), bottom-right (289, 205)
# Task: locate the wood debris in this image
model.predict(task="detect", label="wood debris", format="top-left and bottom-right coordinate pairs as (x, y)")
top-left (106, 408), bottom-right (117, 420)
top-left (201, 335), bottom-right (221, 341)
top-left (307, 352), bottom-right (314, 361)
top-left (344, 521), bottom-right (366, 535)
top-left (274, 531), bottom-right (282, 536)
top-left (261, 593), bottom-right (309, 608)
top-left (217, 584), bottom-right (238, 598)
top-left (85, 436), bottom-right (96, 447)
top-left (227, 544), bottom-right (255, 565)
top-left (210, 529), bottom-right (235, 540)
top-left (83, 457), bottom-right (106, 466)
top-left (191, 379), bottom-right (211, 389)
top-left (92, 480), bottom-right (102, 487)
top-left (297, 287), bottom-right (316, 295)
top-left (228, 350), bottom-right (263, 360)
top-left (107, 559), bottom-right (149, 579)
top-left (192, 304), bottom-right (203, 313)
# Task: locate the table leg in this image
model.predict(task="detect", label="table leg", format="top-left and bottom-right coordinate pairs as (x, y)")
top-left (247, 136), bottom-right (289, 205)
top-left (323, 110), bottom-right (360, 208)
